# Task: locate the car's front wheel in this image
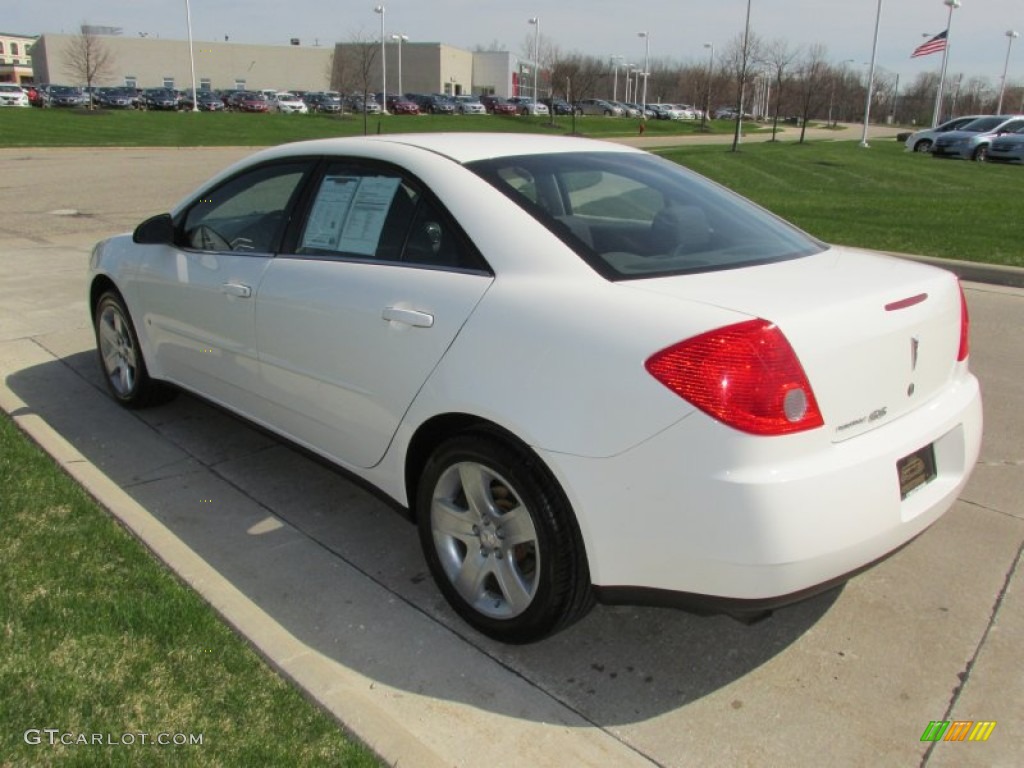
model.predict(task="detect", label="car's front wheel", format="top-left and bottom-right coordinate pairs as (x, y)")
top-left (972, 144), bottom-right (989, 162)
top-left (417, 430), bottom-right (593, 643)
top-left (94, 291), bottom-right (175, 408)
top-left (913, 139), bottom-right (932, 152)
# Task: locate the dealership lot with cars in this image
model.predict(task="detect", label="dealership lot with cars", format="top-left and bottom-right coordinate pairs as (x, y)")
top-left (1, 139), bottom-right (1021, 766)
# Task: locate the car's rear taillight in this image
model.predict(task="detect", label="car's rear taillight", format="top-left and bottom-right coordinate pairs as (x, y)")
top-left (957, 282), bottom-right (970, 362)
top-left (645, 319), bottom-right (824, 436)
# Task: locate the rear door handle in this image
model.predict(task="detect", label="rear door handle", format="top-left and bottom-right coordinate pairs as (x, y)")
top-left (221, 282), bottom-right (252, 298)
top-left (382, 307), bottom-right (434, 328)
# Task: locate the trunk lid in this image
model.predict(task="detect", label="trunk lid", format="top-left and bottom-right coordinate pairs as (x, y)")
top-left (628, 247), bottom-right (965, 441)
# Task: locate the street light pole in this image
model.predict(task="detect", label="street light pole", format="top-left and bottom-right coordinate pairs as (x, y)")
top-left (528, 17), bottom-right (540, 104)
top-left (391, 34), bottom-right (408, 97)
top-left (374, 5), bottom-right (387, 114)
top-left (702, 42), bottom-right (714, 131)
top-left (859, 0), bottom-right (884, 147)
top-left (637, 31), bottom-right (650, 116)
top-left (611, 55), bottom-right (624, 102)
top-left (732, 0), bottom-right (752, 151)
top-left (184, 0), bottom-right (199, 112)
top-left (931, 0), bottom-right (961, 127)
top-left (996, 30), bottom-right (1020, 114)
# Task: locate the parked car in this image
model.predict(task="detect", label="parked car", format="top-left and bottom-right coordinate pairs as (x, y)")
top-left (0, 83), bottom-right (30, 107)
top-left (984, 124), bottom-right (1024, 164)
top-left (347, 95), bottom-right (381, 114)
top-left (142, 88), bottom-right (181, 111)
top-left (480, 95), bottom-right (518, 115)
top-left (42, 85), bottom-right (86, 108)
top-left (88, 133), bottom-right (981, 643)
top-left (236, 92), bottom-right (271, 113)
top-left (304, 92), bottom-right (342, 113)
top-left (181, 91), bottom-right (225, 111)
top-left (417, 94), bottom-right (456, 114)
top-left (903, 115), bottom-right (987, 153)
top-left (272, 92), bottom-right (309, 114)
top-left (507, 97), bottom-right (549, 116)
top-left (648, 103), bottom-right (684, 120)
top-left (453, 95), bottom-right (487, 115)
top-left (541, 97), bottom-right (574, 116)
top-left (610, 101), bottom-right (640, 118)
top-left (931, 115), bottom-right (1024, 161)
top-left (575, 98), bottom-right (623, 116)
top-left (387, 94), bottom-right (420, 115)
top-left (94, 87), bottom-right (138, 109)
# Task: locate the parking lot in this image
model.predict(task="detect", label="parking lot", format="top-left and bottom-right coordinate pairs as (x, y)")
top-left (0, 146), bottom-right (1021, 767)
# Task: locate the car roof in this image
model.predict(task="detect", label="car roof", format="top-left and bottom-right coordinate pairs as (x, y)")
top-left (249, 133), bottom-right (642, 165)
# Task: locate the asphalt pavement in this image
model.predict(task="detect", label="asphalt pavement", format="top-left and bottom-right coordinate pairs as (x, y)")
top-left (1, 137), bottom-right (1021, 767)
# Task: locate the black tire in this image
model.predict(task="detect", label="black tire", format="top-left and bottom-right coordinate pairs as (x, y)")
top-left (416, 430), bottom-right (593, 643)
top-left (93, 290), bottom-right (176, 408)
top-left (913, 139), bottom-right (932, 153)
top-left (972, 144), bottom-right (988, 162)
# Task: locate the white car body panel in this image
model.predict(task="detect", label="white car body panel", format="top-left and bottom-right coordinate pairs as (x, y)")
top-left (88, 133), bottom-right (983, 609)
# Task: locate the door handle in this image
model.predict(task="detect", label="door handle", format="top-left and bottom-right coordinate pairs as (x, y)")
top-left (221, 282), bottom-right (252, 298)
top-left (382, 307), bottom-right (434, 328)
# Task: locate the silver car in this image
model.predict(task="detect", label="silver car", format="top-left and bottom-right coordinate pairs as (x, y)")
top-left (985, 125), bottom-right (1024, 164)
top-left (575, 99), bottom-right (623, 116)
top-left (903, 115), bottom-right (986, 153)
top-left (931, 115), bottom-right (1024, 161)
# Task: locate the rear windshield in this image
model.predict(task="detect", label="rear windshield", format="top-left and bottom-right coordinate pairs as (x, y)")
top-left (466, 151), bottom-right (824, 280)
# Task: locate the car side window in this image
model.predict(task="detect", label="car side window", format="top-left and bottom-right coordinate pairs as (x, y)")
top-left (181, 161), bottom-right (310, 254)
top-left (296, 164), bottom-right (485, 271)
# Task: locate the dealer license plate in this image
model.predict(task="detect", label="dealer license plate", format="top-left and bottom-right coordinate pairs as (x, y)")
top-left (898, 444), bottom-right (937, 500)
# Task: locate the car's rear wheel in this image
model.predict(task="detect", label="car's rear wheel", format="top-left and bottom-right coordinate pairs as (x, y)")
top-left (94, 291), bottom-right (175, 408)
top-left (417, 430), bottom-right (593, 643)
top-left (913, 139), bottom-right (932, 152)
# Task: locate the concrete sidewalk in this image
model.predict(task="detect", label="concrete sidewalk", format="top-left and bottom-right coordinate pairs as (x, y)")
top-left (1, 144), bottom-right (1021, 767)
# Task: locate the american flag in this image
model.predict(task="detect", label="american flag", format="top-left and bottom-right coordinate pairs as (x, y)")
top-left (912, 30), bottom-right (948, 58)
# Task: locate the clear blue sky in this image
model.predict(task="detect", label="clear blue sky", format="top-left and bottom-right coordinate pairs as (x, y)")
top-left (10, 1), bottom-right (1022, 84)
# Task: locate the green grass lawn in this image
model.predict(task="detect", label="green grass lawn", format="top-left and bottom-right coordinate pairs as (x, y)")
top-left (0, 106), bottom-right (732, 145)
top-left (0, 413), bottom-right (381, 767)
top-left (659, 140), bottom-right (1023, 267)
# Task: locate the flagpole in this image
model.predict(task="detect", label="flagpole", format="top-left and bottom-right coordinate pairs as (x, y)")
top-left (860, 0), bottom-right (884, 147)
top-left (931, 0), bottom-right (961, 128)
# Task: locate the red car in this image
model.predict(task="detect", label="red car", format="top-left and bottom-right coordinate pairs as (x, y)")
top-left (238, 92), bottom-right (270, 113)
top-left (386, 95), bottom-right (420, 115)
top-left (482, 96), bottom-right (518, 115)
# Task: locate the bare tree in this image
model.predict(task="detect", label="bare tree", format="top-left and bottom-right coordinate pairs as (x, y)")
top-left (64, 25), bottom-right (117, 106)
top-left (794, 45), bottom-right (831, 142)
top-left (334, 34), bottom-right (379, 133)
top-left (761, 39), bottom-right (800, 141)
top-left (721, 26), bottom-right (763, 151)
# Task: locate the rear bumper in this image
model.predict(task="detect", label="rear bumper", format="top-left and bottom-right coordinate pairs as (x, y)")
top-left (544, 372), bottom-right (982, 602)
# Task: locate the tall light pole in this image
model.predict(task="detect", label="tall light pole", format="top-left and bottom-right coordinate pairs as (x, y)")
top-left (931, 0), bottom-right (960, 127)
top-left (528, 17), bottom-right (540, 103)
top-left (637, 31), bottom-right (650, 115)
top-left (184, 0), bottom-right (198, 112)
top-left (391, 34), bottom-right (408, 97)
top-left (996, 30), bottom-right (1020, 114)
top-left (702, 42), bottom-right (714, 131)
top-left (859, 0), bottom-right (884, 147)
top-left (374, 5), bottom-right (387, 113)
top-left (611, 55), bottom-right (624, 101)
top-left (732, 0), bottom-right (753, 151)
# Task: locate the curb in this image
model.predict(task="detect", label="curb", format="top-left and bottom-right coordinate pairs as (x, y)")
top-left (891, 252), bottom-right (1024, 289)
top-left (0, 383), bottom-right (449, 768)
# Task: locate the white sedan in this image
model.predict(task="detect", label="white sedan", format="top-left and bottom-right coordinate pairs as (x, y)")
top-left (88, 134), bottom-right (982, 643)
top-left (272, 92), bottom-right (309, 114)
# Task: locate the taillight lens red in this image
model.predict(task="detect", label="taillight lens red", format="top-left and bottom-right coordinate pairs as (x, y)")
top-left (645, 319), bottom-right (824, 436)
top-left (957, 282), bottom-right (970, 362)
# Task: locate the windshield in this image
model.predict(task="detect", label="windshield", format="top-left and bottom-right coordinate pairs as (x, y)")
top-left (467, 151), bottom-right (824, 280)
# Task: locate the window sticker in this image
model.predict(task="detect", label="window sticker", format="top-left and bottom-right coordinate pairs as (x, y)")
top-left (302, 175), bottom-right (402, 256)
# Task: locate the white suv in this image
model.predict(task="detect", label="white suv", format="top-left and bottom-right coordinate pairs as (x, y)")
top-left (0, 84), bottom-right (30, 107)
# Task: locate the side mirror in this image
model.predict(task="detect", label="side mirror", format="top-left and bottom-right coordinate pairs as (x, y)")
top-left (133, 213), bottom-right (175, 245)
